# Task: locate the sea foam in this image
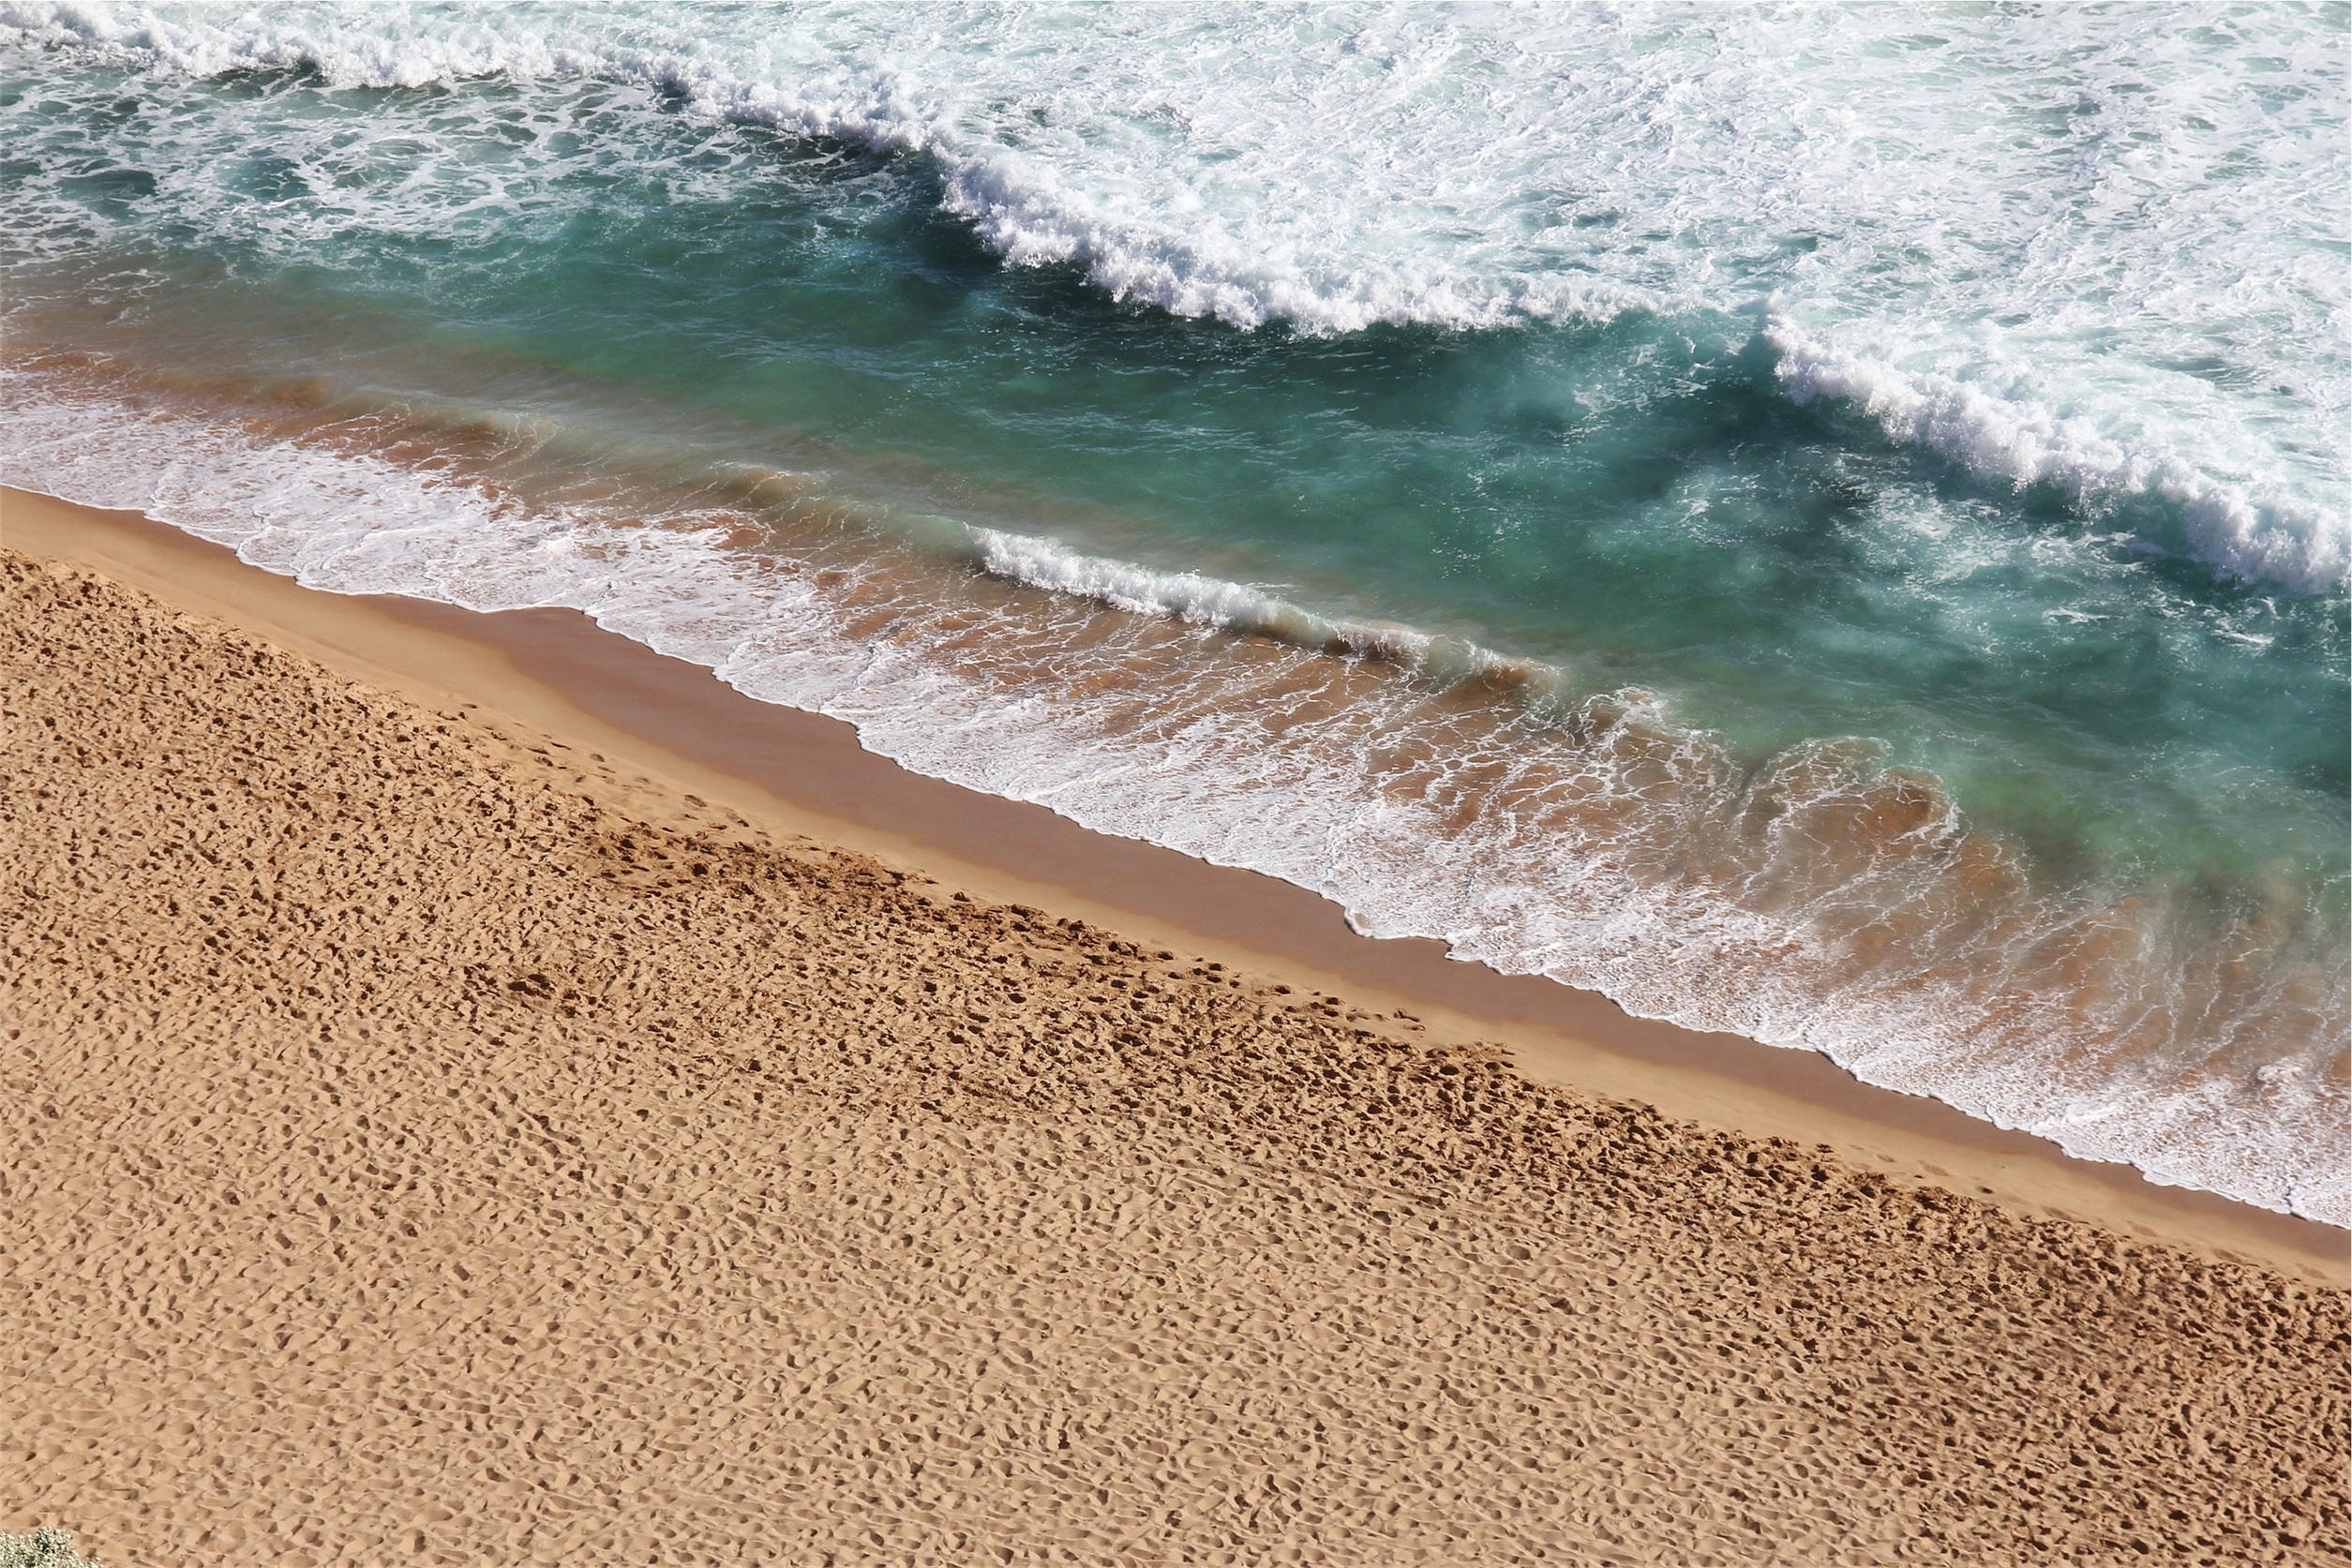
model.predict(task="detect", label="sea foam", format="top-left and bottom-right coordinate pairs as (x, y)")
top-left (4, 1), bottom-right (2342, 590)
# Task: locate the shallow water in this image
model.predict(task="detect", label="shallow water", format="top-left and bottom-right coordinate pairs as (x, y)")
top-left (3, 2), bottom-right (2345, 1220)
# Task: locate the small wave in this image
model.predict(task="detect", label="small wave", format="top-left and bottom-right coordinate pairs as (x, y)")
top-left (1769, 324), bottom-right (2349, 596)
top-left (978, 528), bottom-right (1402, 663)
top-left (966, 527), bottom-right (1568, 698)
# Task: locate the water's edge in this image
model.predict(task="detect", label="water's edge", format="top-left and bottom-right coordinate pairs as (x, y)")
top-left (7, 430), bottom-right (2341, 1229)
top-left (14, 476), bottom-right (2349, 1282)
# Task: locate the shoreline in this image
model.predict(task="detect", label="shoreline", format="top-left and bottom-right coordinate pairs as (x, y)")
top-left (7, 483), bottom-right (2339, 1282)
top-left (7, 485), bottom-right (2346, 1565)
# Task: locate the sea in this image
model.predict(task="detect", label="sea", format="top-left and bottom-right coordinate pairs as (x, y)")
top-left (3, 2), bottom-right (2345, 1225)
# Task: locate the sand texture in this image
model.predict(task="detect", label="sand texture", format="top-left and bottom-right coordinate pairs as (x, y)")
top-left (3, 549), bottom-right (2346, 1567)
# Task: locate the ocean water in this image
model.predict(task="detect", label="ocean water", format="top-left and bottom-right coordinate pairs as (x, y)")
top-left (2, 2), bottom-right (2345, 1222)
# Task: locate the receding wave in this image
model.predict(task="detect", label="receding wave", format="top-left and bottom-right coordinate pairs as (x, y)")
top-left (3, 353), bottom-right (2342, 1226)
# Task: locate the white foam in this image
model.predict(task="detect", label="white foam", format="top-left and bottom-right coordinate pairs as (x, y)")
top-left (969, 528), bottom-right (1442, 668)
top-left (1770, 325), bottom-right (2348, 593)
top-left (5, 0), bottom-right (2343, 590)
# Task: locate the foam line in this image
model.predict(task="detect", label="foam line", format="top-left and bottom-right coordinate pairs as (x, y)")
top-left (971, 529), bottom-right (1433, 665)
top-left (3, 366), bottom-right (2343, 1228)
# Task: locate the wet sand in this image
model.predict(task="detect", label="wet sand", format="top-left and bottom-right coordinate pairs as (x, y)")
top-left (4, 485), bottom-right (2346, 1564)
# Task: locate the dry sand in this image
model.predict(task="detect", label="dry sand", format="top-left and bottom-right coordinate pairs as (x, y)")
top-left (2, 504), bottom-right (2346, 1564)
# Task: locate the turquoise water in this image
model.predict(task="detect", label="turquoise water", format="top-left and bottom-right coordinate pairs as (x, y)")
top-left (3, 4), bottom-right (2345, 1219)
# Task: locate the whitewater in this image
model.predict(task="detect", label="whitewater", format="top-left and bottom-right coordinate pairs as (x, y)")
top-left (7, 0), bottom-right (2343, 590)
top-left (2, 1), bottom-right (2345, 1222)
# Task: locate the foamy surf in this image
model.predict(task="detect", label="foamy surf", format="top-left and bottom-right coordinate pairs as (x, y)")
top-left (8, 0), bottom-right (2342, 597)
top-left (3, 356), bottom-right (2342, 1227)
top-left (4, 1), bottom-right (2342, 595)
top-left (1768, 325), bottom-right (2346, 595)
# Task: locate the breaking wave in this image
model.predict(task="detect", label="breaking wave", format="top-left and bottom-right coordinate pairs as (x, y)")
top-left (1769, 327), bottom-right (2347, 595)
top-left (4, 1), bottom-right (2343, 591)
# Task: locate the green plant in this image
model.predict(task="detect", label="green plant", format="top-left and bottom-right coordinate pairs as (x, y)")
top-left (0, 1529), bottom-right (96, 1568)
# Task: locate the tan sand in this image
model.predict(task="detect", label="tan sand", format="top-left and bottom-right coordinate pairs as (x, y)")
top-left (2, 492), bottom-right (2346, 1564)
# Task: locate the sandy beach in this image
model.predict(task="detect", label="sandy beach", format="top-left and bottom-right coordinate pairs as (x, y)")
top-left (4, 485), bottom-right (2346, 1565)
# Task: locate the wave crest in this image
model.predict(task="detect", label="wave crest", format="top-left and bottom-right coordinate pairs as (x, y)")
top-left (1769, 325), bottom-right (2348, 595)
